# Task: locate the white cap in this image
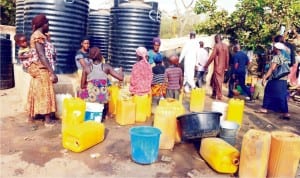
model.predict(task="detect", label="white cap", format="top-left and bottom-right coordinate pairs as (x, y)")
top-left (274, 42), bottom-right (285, 50)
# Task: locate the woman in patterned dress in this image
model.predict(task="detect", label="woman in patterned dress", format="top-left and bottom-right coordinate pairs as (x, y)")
top-left (27, 14), bottom-right (58, 127)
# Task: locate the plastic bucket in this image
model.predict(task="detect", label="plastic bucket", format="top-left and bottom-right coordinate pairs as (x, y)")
top-left (211, 101), bottom-right (228, 121)
top-left (219, 121), bottom-right (239, 145)
top-left (129, 126), bottom-right (161, 164)
top-left (85, 102), bottom-right (104, 123)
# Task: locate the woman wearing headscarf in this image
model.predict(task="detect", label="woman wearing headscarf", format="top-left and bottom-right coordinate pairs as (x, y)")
top-left (130, 47), bottom-right (153, 95)
top-left (27, 14), bottom-right (58, 127)
top-left (148, 37), bottom-right (162, 66)
top-left (255, 42), bottom-right (290, 120)
top-left (78, 47), bottom-right (124, 121)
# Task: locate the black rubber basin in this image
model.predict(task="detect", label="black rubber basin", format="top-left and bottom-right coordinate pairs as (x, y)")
top-left (177, 112), bottom-right (222, 140)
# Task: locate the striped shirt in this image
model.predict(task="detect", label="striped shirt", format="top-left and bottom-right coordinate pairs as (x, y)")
top-left (165, 65), bottom-right (182, 90)
top-left (152, 65), bottom-right (165, 84)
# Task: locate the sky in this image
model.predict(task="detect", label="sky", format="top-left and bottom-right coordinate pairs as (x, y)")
top-left (89, 0), bottom-right (238, 13)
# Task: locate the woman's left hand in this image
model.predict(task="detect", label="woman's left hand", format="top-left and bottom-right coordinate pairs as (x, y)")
top-left (50, 73), bottom-right (58, 83)
top-left (262, 78), bottom-right (267, 86)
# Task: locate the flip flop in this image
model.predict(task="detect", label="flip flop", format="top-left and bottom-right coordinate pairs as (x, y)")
top-left (279, 116), bottom-right (290, 120)
top-left (254, 110), bottom-right (268, 114)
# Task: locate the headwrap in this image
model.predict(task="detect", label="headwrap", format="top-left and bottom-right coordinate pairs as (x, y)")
top-left (152, 37), bottom-right (161, 45)
top-left (32, 14), bottom-right (48, 31)
top-left (153, 53), bottom-right (163, 63)
top-left (89, 47), bottom-right (102, 60)
top-left (136, 47), bottom-right (148, 61)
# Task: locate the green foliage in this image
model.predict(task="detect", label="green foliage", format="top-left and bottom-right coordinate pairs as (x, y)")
top-left (194, 0), bottom-right (299, 49)
top-left (1, 0), bottom-right (16, 25)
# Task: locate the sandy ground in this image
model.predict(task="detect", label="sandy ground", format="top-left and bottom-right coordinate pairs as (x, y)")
top-left (0, 86), bottom-right (300, 178)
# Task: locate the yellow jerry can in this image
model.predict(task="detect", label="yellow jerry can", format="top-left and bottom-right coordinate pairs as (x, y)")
top-left (133, 94), bottom-right (151, 122)
top-left (226, 99), bottom-right (245, 125)
top-left (62, 97), bottom-right (86, 128)
top-left (116, 97), bottom-right (136, 125)
top-left (200, 138), bottom-right (240, 174)
top-left (62, 121), bottom-right (105, 153)
top-left (158, 98), bottom-right (185, 143)
top-left (190, 88), bottom-right (205, 112)
top-left (108, 85), bottom-right (120, 116)
top-left (153, 106), bottom-right (177, 149)
top-left (239, 129), bottom-right (271, 178)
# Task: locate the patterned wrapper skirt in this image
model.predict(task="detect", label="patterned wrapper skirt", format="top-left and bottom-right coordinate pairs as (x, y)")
top-left (77, 79), bottom-right (109, 104)
top-left (151, 83), bottom-right (166, 97)
top-left (27, 62), bottom-right (56, 117)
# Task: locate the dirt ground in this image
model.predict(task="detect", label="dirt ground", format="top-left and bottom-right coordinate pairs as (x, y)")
top-left (1, 87), bottom-right (300, 178)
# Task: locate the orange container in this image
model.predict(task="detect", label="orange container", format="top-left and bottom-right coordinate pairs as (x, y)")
top-left (200, 138), bottom-right (240, 174)
top-left (189, 88), bottom-right (205, 112)
top-left (239, 129), bottom-right (271, 178)
top-left (108, 85), bottom-right (120, 115)
top-left (267, 131), bottom-right (300, 178)
top-left (153, 106), bottom-right (177, 149)
top-left (133, 94), bottom-right (151, 122)
top-left (62, 121), bottom-right (105, 153)
top-left (226, 99), bottom-right (245, 125)
top-left (115, 97), bottom-right (136, 125)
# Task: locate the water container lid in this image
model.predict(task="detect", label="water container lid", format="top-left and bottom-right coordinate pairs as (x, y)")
top-left (86, 102), bottom-right (104, 112)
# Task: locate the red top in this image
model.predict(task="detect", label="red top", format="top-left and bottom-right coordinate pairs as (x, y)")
top-left (130, 59), bottom-right (153, 95)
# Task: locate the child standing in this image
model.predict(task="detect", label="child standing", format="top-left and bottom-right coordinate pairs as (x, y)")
top-left (164, 55), bottom-right (183, 100)
top-left (79, 47), bottom-right (124, 121)
top-left (151, 53), bottom-right (166, 97)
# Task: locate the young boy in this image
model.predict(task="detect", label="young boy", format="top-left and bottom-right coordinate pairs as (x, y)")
top-left (14, 34), bottom-right (36, 69)
top-left (164, 55), bottom-right (183, 100)
top-left (151, 53), bottom-right (166, 97)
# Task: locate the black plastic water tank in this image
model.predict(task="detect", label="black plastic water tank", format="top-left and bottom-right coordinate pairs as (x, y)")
top-left (0, 34), bottom-right (15, 90)
top-left (109, 0), bottom-right (161, 72)
top-left (15, 0), bottom-right (25, 62)
top-left (16, 0), bottom-right (25, 34)
top-left (24, 0), bottom-right (89, 74)
top-left (88, 10), bottom-right (110, 60)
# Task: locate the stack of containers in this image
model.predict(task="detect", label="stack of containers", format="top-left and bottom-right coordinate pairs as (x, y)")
top-left (62, 98), bottom-right (105, 152)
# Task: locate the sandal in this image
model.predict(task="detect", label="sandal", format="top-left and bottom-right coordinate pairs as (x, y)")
top-left (279, 116), bottom-right (290, 120)
top-left (44, 120), bottom-right (56, 128)
top-left (254, 109), bottom-right (268, 114)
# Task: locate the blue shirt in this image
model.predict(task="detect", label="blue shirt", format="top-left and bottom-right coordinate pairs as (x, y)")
top-left (148, 50), bottom-right (163, 65)
top-left (234, 51), bottom-right (249, 74)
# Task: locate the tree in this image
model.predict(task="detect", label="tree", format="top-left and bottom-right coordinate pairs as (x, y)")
top-left (1, 0), bottom-right (16, 26)
top-left (194, 0), bottom-right (299, 49)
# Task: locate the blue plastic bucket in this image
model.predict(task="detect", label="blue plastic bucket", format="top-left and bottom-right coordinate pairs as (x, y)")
top-left (129, 126), bottom-right (161, 164)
